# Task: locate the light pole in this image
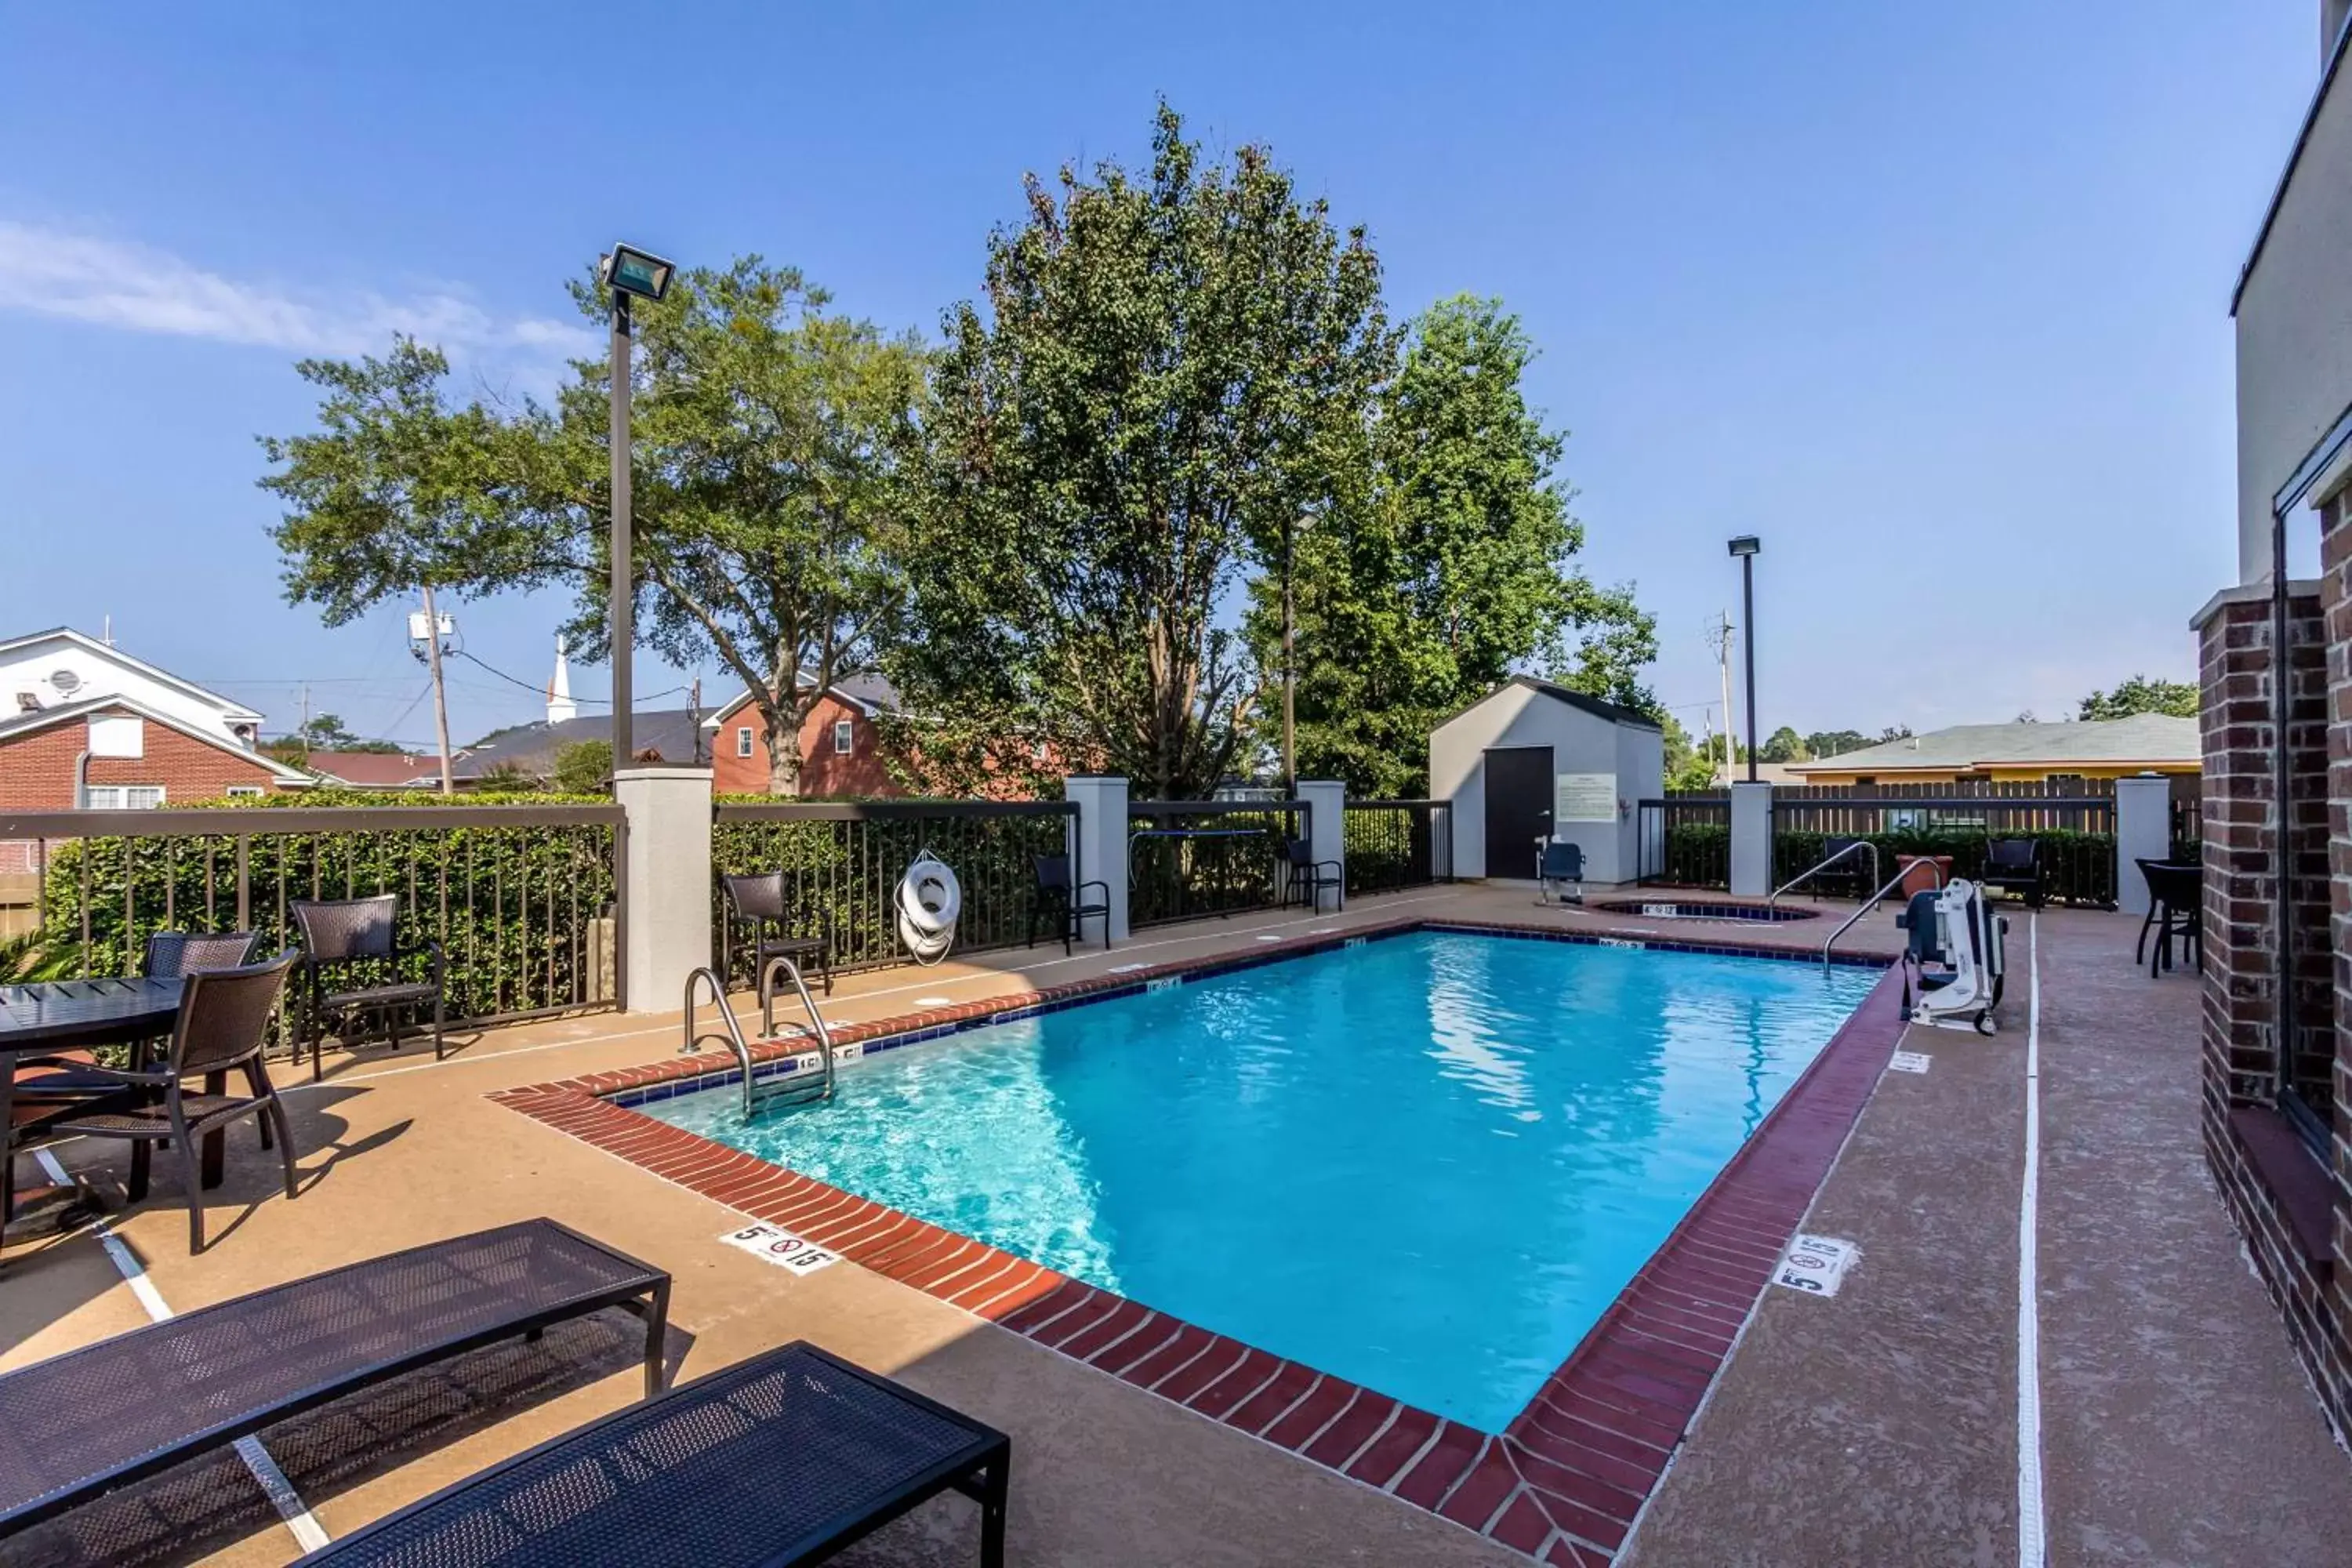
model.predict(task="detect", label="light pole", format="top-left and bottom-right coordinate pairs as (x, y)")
top-left (601, 241), bottom-right (677, 769)
top-left (1727, 535), bottom-right (1761, 782)
top-left (1281, 513), bottom-right (1300, 791)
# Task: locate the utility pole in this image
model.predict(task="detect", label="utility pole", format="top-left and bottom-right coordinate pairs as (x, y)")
top-left (688, 677), bottom-right (702, 766)
top-left (299, 682), bottom-right (311, 766)
top-left (420, 584), bottom-right (456, 795)
top-left (1711, 611), bottom-right (1737, 785)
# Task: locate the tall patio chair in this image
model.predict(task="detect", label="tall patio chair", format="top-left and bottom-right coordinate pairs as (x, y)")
top-left (2134, 858), bottom-right (2202, 978)
top-left (1980, 838), bottom-right (2045, 908)
top-left (720, 873), bottom-right (834, 996)
top-left (1281, 837), bottom-right (1345, 913)
top-left (49, 949), bottom-right (301, 1254)
top-left (1028, 854), bottom-right (1109, 955)
top-left (291, 895), bottom-right (445, 1081)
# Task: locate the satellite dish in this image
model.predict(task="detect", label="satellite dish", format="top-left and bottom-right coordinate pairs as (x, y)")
top-left (49, 669), bottom-right (82, 695)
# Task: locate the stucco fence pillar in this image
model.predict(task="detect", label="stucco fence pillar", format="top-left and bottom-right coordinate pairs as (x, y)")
top-left (2111, 773), bottom-right (2173, 916)
top-left (1063, 775), bottom-right (1129, 944)
top-left (612, 765), bottom-right (713, 1014)
top-left (1728, 782), bottom-right (1773, 897)
top-left (1296, 779), bottom-right (1346, 913)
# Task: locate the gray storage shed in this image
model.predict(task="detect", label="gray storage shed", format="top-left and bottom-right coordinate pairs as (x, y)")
top-left (1428, 677), bottom-right (1664, 884)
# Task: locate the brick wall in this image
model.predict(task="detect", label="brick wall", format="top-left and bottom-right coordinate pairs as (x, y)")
top-left (709, 694), bottom-right (898, 798)
top-left (0, 707), bottom-right (287, 811)
top-left (2197, 561), bottom-right (2352, 1439)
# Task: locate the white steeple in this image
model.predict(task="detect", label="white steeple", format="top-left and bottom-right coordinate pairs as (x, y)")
top-left (546, 636), bottom-right (577, 725)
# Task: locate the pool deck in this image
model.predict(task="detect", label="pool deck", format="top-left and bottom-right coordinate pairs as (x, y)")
top-left (4, 884), bottom-right (2347, 1566)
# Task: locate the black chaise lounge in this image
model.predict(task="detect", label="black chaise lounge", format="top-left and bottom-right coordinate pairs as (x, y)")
top-left (296, 1340), bottom-right (1011, 1568)
top-left (0, 1220), bottom-right (669, 1539)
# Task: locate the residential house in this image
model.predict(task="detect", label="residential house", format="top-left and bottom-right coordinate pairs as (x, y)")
top-left (705, 674), bottom-right (901, 797)
top-left (2196, 0), bottom-right (2352, 1439)
top-left (1783, 714), bottom-right (2200, 788)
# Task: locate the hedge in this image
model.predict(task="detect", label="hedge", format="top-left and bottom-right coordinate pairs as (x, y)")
top-left (1657, 824), bottom-right (2118, 906)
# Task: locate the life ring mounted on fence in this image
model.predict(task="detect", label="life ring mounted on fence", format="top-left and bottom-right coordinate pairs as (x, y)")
top-left (897, 850), bottom-right (962, 965)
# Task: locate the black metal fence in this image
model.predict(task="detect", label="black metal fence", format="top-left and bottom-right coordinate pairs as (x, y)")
top-left (2, 804), bottom-right (626, 1040)
top-left (1342, 801), bottom-right (1454, 897)
top-left (1770, 786), bottom-right (2119, 906)
top-left (1635, 797), bottom-right (1731, 888)
top-left (710, 800), bottom-right (1076, 983)
top-left (1127, 800), bottom-right (1306, 927)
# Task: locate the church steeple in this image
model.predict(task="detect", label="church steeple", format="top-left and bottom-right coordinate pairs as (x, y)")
top-left (546, 636), bottom-right (577, 725)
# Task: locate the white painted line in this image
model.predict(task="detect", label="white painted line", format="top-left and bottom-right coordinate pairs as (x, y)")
top-left (1770, 1233), bottom-right (1858, 1297)
top-left (2018, 914), bottom-right (2048, 1568)
top-left (1104, 963), bottom-right (1150, 974)
top-left (1253, 935), bottom-right (1283, 943)
top-left (718, 1221), bottom-right (840, 1275)
top-left (32, 1149), bottom-right (330, 1552)
top-left (913, 996), bottom-right (955, 1007)
top-left (1887, 1050), bottom-right (1932, 1074)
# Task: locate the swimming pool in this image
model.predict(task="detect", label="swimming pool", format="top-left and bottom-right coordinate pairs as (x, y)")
top-left (646, 930), bottom-right (1878, 1432)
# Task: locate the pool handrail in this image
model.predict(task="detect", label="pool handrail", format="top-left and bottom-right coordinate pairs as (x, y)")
top-left (1821, 858), bottom-right (1944, 974)
top-left (1769, 839), bottom-right (1881, 909)
top-left (679, 961), bottom-right (837, 1114)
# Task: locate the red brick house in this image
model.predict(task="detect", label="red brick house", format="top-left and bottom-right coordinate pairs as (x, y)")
top-left (704, 676), bottom-right (900, 797)
top-left (0, 696), bottom-right (309, 813)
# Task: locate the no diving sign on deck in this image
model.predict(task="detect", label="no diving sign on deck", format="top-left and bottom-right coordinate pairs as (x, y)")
top-left (1773, 1233), bottom-right (1857, 1297)
top-left (720, 1223), bottom-right (840, 1276)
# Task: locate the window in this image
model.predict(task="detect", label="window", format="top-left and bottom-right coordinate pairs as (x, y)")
top-left (735, 726), bottom-right (753, 758)
top-left (833, 718), bottom-right (855, 755)
top-left (224, 785), bottom-right (265, 798)
top-left (85, 785), bottom-right (165, 809)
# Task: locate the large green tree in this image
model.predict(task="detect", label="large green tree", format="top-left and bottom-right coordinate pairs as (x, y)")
top-left (2078, 674), bottom-right (2197, 720)
top-left (890, 103), bottom-right (1393, 799)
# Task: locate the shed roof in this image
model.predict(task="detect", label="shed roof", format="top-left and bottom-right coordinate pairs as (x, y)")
top-left (1439, 676), bottom-right (1663, 733)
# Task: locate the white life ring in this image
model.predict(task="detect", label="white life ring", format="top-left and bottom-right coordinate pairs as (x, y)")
top-left (896, 850), bottom-right (962, 965)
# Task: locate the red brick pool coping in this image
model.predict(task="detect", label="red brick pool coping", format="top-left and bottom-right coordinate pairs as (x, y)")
top-left (490, 919), bottom-right (1907, 1565)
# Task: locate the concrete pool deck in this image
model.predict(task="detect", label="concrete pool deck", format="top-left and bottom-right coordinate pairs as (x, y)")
top-left (3, 885), bottom-right (2346, 1565)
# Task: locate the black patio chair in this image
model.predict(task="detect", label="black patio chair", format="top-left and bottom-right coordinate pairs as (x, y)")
top-left (14, 930), bottom-right (264, 1103)
top-left (1281, 837), bottom-right (1345, 913)
top-left (1028, 855), bottom-right (1109, 955)
top-left (291, 895), bottom-right (445, 1082)
top-left (1980, 838), bottom-right (2045, 908)
top-left (49, 950), bottom-right (300, 1254)
top-left (720, 873), bottom-right (834, 996)
top-left (2134, 858), bottom-right (2202, 978)
top-left (1813, 836), bottom-right (1872, 901)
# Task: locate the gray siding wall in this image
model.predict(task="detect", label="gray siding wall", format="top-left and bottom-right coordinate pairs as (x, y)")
top-left (1428, 688), bottom-right (1663, 884)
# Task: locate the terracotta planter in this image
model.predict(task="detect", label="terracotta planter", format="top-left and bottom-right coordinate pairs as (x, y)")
top-left (1896, 854), bottom-right (1953, 898)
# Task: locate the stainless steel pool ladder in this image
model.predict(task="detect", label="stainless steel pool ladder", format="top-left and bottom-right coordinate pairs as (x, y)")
top-left (1769, 839), bottom-right (1880, 909)
top-left (1820, 858), bottom-right (1946, 975)
top-left (681, 959), bottom-right (837, 1114)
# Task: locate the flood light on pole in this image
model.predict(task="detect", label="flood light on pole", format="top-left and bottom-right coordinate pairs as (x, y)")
top-left (602, 240), bottom-right (677, 767)
top-left (601, 243), bottom-right (676, 302)
top-left (1726, 536), bottom-right (1762, 780)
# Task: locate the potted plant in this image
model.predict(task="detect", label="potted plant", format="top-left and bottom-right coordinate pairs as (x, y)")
top-left (1885, 821), bottom-right (1953, 898)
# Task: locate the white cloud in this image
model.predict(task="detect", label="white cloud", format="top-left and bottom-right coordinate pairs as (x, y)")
top-left (0, 220), bottom-right (597, 362)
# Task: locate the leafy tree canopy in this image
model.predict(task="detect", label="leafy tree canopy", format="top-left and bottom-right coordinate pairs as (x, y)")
top-left (2078, 674), bottom-right (2197, 720)
top-left (262, 713), bottom-right (404, 757)
top-left (552, 739), bottom-right (613, 795)
top-left (1760, 725), bottom-right (1809, 763)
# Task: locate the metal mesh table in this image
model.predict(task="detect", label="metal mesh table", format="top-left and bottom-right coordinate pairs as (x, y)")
top-left (297, 1341), bottom-right (1010, 1568)
top-left (0, 1219), bottom-right (669, 1536)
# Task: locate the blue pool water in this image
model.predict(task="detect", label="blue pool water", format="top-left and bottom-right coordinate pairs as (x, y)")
top-left (647, 931), bottom-right (1878, 1430)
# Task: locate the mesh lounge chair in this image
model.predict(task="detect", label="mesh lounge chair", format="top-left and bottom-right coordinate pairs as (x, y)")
top-left (292, 895), bottom-right (445, 1081)
top-left (50, 949), bottom-right (299, 1253)
top-left (1980, 838), bottom-right (2044, 908)
top-left (1280, 837), bottom-right (1344, 913)
top-left (1028, 855), bottom-right (1109, 955)
top-left (1537, 840), bottom-right (1584, 905)
top-left (722, 873), bottom-right (835, 996)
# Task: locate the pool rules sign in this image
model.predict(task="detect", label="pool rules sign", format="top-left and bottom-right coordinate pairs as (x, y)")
top-left (1554, 772), bottom-right (1618, 823)
top-left (720, 1222), bottom-right (840, 1276)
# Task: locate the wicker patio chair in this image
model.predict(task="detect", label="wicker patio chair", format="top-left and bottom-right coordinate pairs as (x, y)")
top-left (50, 949), bottom-right (300, 1254)
top-left (14, 930), bottom-right (264, 1103)
top-left (1027, 855), bottom-right (1110, 955)
top-left (2134, 858), bottom-right (2203, 978)
top-left (291, 895), bottom-right (445, 1081)
top-left (721, 873), bottom-right (834, 996)
top-left (1980, 838), bottom-right (2045, 908)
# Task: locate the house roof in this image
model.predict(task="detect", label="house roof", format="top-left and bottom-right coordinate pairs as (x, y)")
top-left (0, 695), bottom-right (314, 786)
top-left (463, 708), bottom-right (707, 778)
top-left (1785, 714), bottom-right (2199, 775)
top-left (0, 626), bottom-right (263, 724)
top-left (703, 673), bottom-right (904, 725)
top-left (1439, 676), bottom-right (1664, 733)
top-left (301, 750), bottom-right (449, 788)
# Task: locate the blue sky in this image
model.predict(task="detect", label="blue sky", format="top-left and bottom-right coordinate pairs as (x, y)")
top-left (0, 2), bottom-right (2318, 750)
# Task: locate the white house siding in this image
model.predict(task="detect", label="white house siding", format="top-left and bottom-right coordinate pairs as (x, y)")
top-left (0, 631), bottom-right (261, 745)
top-left (1428, 682), bottom-right (1664, 884)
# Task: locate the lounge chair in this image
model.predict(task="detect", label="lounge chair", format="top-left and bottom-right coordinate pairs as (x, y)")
top-left (294, 1340), bottom-right (1011, 1567)
top-left (1028, 854), bottom-right (1110, 954)
top-left (1537, 840), bottom-right (1584, 906)
top-left (1979, 837), bottom-right (2044, 908)
top-left (292, 895), bottom-right (446, 1080)
top-left (0, 1220), bottom-right (670, 1538)
top-left (1280, 837), bottom-right (1344, 913)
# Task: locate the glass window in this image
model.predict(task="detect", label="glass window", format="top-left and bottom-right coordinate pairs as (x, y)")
top-left (833, 718), bottom-right (855, 755)
top-left (736, 727), bottom-right (753, 758)
top-left (86, 784), bottom-right (165, 809)
top-left (224, 785), bottom-right (265, 798)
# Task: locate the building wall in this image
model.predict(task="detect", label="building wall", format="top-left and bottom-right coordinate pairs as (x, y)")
top-left (0, 707), bottom-right (289, 811)
top-left (708, 693), bottom-right (897, 797)
top-left (2235, 38), bottom-right (2352, 582)
top-left (0, 635), bottom-right (260, 744)
top-left (1428, 688), bottom-right (1660, 883)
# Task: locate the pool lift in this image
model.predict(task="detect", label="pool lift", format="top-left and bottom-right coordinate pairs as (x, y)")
top-left (681, 955), bottom-right (837, 1116)
top-left (1896, 877), bottom-right (2008, 1036)
top-left (1534, 838), bottom-right (1584, 906)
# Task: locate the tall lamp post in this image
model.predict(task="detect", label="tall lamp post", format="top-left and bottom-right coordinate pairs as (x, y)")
top-left (1727, 535), bottom-right (1761, 782)
top-left (601, 242), bottom-right (677, 768)
top-left (1281, 513), bottom-right (1302, 791)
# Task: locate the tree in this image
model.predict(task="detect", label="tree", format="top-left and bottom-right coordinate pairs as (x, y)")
top-left (261, 713), bottom-right (403, 762)
top-left (1661, 715), bottom-right (1719, 792)
top-left (260, 339), bottom-right (516, 792)
top-left (1760, 725), bottom-right (1809, 763)
top-left (496, 259), bottom-right (928, 796)
top-left (2079, 674), bottom-right (2197, 720)
top-left (1804, 729), bottom-right (1870, 760)
top-left (552, 739), bottom-right (613, 795)
top-left (891, 103), bottom-right (1392, 799)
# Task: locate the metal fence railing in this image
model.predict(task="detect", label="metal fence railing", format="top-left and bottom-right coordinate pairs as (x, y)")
top-left (1770, 788), bottom-right (2119, 906)
top-left (1, 804), bottom-right (626, 1043)
top-left (1635, 796), bottom-right (1731, 889)
top-left (710, 800), bottom-right (1078, 983)
top-left (1127, 800), bottom-right (1307, 928)
top-left (1342, 801), bottom-right (1454, 897)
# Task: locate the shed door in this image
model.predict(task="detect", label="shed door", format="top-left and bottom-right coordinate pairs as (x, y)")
top-left (1483, 746), bottom-right (1553, 880)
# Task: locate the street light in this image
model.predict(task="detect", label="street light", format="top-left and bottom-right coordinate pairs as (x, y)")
top-left (1281, 512), bottom-right (1309, 792)
top-left (1727, 535), bottom-right (1761, 782)
top-left (601, 241), bottom-right (677, 768)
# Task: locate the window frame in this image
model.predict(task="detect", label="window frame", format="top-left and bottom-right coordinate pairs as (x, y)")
top-left (735, 726), bottom-right (754, 759)
top-left (833, 718), bottom-right (855, 755)
top-left (85, 784), bottom-right (165, 809)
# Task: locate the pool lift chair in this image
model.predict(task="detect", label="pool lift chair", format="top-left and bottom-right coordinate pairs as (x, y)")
top-left (1896, 877), bottom-right (2008, 1035)
top-left (1537, 839), bottom-right (1584, 906)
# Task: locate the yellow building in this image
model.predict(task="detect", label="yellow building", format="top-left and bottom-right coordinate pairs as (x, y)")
top-left (1784, 714), bottom-right (2198, 787)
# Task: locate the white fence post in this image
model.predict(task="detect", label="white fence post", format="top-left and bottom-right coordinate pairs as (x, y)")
top-left (1063, 775), bottom-right (1130, 944)
top-left (2113, 773), bottom-right (2171, 916)
top-left (1298, 780), bottom-right (1347, 912)
top-left (1729, 782), bottom-right (1773, 897)
top-left (612, 765), bottom-right (714, 1014)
